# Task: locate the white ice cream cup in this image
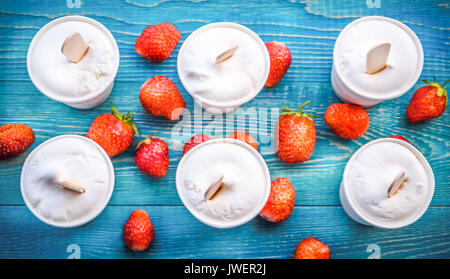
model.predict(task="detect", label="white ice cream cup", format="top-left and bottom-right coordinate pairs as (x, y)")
top-left (20, 135), bottom-right (115, 228)
top-left (339, 138), bottom-right (435, 229)
top-left (175, 138), bottom-right (271, 228)
top-left (27, 16), bottom-right (120, 109)
top-left (331, 16), bottom-right (424, 107)
top-left (177, 22), bottom-right (270, 114)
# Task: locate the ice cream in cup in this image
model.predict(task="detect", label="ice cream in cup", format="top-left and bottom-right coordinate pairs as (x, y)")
top-left (27, 16), bottom-right (120, 109)
top-left (177, 22), bottom-right (270, 113)
top-left (176, 138), bottom-right (271, 228)
top-left (20, 135), bottom-right (115, 228)
top-left (331, 16), bottom-right (424, 107)
top-left (339, 138), bottom-right (435, 229)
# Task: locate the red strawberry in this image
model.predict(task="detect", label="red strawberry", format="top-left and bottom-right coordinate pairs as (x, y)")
top-left (182, 134), bottom-right (210, 156)
top-left (294, 237), bottom-right (330, 259)
top-left (140, 76), bottom-right (186, 121)
top-left (228, 131), bottom-right (258, 150)
top-left (407, 79), bottom-right (448, 123)
top-left (123, 209), bottom-right (155, 252)
top-left (276, 102), bottom-right (318, 164)
top-left (135, 23), bottom-right (181, 62)
top-left (135, 136), bottom-right (169, 178)
top-left (265, 41), bottom-right (292, 87)
top-left (389, 135), bottom-right (409, 142)
top-left (87, 102), bottom-right (138, 157)
top-left (324, 103), bottom-right (369, 139)
top-left (260, 177), bottom-right (295, 222)
top-left (0, 124), bottom-right (35, 160)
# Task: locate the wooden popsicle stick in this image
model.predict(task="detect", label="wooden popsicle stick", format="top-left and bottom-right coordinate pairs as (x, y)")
top-left (366, 43), bottom-right (391, 74)
top-left (387, 170), bottom-right (406, 198)
top-left (54, 180), bottom-right (86, 194)
top-left (204, 175), bottom-right (224, 201)
top-left (215, 45), bottom-right (238, 64)
top-left (61, 32), bottom-right (89, 63)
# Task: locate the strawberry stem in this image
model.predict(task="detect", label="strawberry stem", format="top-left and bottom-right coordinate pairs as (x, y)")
top-left (110, 102), bottom-right (140, 136)
top-left (135, 133), bottom-right (159, 150)
top-left (297, 101), bottom-right (310, 113)
top-left (422, 79), bottom-right (448, 105)
top-left (281, 101), bottom-right (319, 120)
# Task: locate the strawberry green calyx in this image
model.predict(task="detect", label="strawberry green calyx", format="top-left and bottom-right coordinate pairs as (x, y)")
top-left (110, 102), bottom-right (140, 136)
top-left (423, 78), bottom-right (449, 104)
top-left (281, 101), bottom-right (320, 120)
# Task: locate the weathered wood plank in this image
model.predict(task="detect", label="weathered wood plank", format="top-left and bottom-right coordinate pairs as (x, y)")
top-left (0, 205), bottom-right (448, 259)
top-left (0, 81), bottom-right (448, 206)
top-left (0, 0), bottom-right (448, 82)
top-left (0, 0), bottom-right (448, 259)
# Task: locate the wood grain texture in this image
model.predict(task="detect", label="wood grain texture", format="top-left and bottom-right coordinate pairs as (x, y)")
top-left (0, 205), bottom-right (449, 259)
top-left (0, 0), bottom-right (449, 258)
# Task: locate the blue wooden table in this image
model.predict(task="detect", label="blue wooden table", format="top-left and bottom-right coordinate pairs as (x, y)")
top-left (0, 0), bottom-right (449, 259)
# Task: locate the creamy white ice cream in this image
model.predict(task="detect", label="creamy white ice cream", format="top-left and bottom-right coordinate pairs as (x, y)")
top-left (178, 23), bottom-right (269, 111)
top-left (27, 16), bottom-right (119, 109)
top-left (30, 20), bottom-right (115, 97)
top-left (332, 16), bottom-right (423, 107)
top-left (336, 19), bottom-right (419, 97)
top-left (21, 135), bottom-right (114, 227)
top-left (344, 140), bottom-right (434, 227)
top-left (176, 138), bottom-right (270, 228)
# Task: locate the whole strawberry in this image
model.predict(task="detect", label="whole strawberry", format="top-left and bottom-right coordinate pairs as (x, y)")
top-left (135, 23), bottom-right (181, 62)
top-left (123, 209), bottom-right (155, 252)
top-left (407, 79), bottom-right (448, 123)
top-left (276, 102), bottom-right (318, 164)
top-left (294, 237), bottom-right (330, 259)
top-left (228, 131), bottom-right (258, 150)
top-left (324, 103), bottom-right (369, 139)
top-left (135, 136), bottom-right (169, 178)
top-left (87, 102), bottom-right (138, 157)
top-left (0, 124), bottom-right (35, 160)
top-left (265, 41), bottom-right (291, 87)
top-left (260, 177), bottom-right (295, 222)
top-left (182, 134), bottom-right (210, 156)
top-left (140, 76), bottom-right (186, 121)
top-left (389, 135), bottom-right (409, 142)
